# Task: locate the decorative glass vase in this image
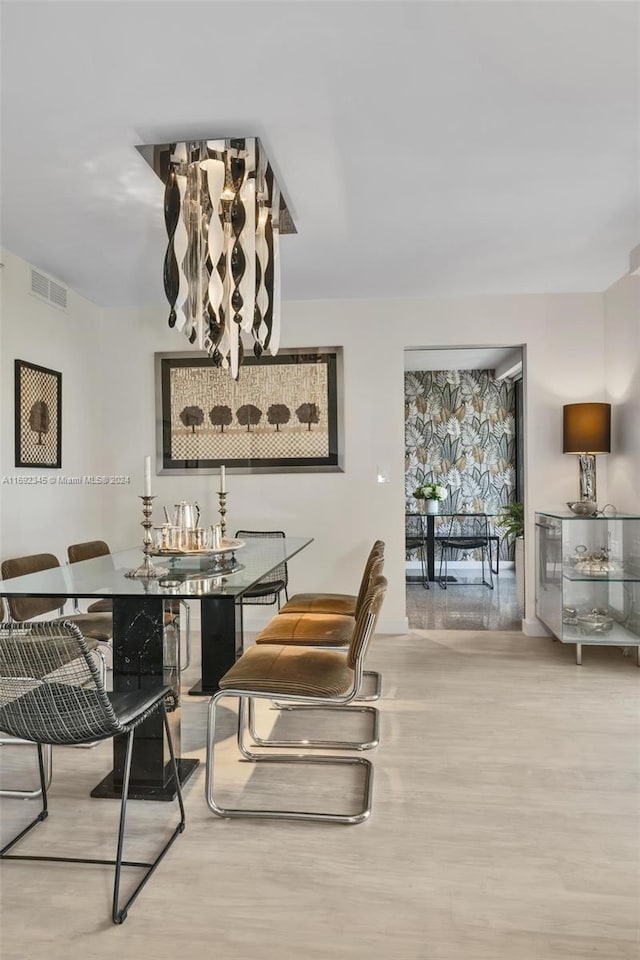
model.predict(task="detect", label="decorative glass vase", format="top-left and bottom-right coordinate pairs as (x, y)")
top-left (426, 500), bottom-right (439, 515)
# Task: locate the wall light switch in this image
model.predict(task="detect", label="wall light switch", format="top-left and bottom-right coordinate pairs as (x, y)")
top-left (377, 465), bottom-right (391, 484)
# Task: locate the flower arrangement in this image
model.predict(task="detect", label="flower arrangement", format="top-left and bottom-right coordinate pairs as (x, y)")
top-left (413, 482), bottom-right (448, 502)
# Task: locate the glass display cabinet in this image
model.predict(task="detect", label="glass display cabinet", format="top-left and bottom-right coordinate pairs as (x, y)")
top-left (535, 512), bottom-right (640, 665)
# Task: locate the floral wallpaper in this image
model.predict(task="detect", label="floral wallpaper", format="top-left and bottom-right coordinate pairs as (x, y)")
top-left (405, 369), bottom-right (516, 559)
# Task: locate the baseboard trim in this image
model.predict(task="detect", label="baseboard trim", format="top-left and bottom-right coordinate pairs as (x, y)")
top-left (522, 617), bottom-right (553, 637)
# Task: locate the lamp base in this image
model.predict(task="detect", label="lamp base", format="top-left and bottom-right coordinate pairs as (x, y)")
top-left (578, 454), bottom-right (597, 502)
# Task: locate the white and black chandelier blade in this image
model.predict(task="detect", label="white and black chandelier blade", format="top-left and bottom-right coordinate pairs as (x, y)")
top-left (138, 137), bottom-right (296, 379)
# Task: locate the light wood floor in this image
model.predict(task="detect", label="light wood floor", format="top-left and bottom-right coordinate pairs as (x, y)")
top-left (1, 631), bottom-right (638, 960)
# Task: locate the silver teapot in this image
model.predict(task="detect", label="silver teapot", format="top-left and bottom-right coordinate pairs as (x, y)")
top-left (172, 500), bottom-right (200, 531)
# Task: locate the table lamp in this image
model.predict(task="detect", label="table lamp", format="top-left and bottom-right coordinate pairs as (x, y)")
top-left (563, 402), bottom-right (611, 502)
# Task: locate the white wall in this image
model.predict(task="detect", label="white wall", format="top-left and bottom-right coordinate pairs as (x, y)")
top-left (0, 247), bottom-right (612, 631)
top-left (603, 272), bottom-right (640, 509)
top-left (0, 249), bottom-right (107, 561)
top-left (96, 292), bottom-right (606, 633)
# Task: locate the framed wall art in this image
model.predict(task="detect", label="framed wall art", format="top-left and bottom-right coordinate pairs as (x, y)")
top-left (155, 348), bottom-right (344, 474)
top-left (14, 359), bottom-right (62, 468)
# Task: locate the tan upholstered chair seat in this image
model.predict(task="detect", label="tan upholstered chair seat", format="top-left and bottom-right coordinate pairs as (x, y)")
top-left (87, 599), bottom-right (113, 614)
top-left (56, 614), bottom-right (113, 643)
top-left (219, 644), bottom-right (354, 698)
top-left (256, 612), bottom-right (353, 647)
top-left (85, 598), bottom-right (177, 626)
top-left (279, 593), bottom-right (357, 616)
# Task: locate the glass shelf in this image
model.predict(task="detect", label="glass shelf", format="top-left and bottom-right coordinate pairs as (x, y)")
top-left (563, 567), bottom-right (640, 583)
top-left (539, 511), bottom-right (640, 521)
top-left (560, 621), bottom-right (640, 646)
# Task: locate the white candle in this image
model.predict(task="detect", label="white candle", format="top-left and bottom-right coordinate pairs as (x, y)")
top-left (144, 455), bottom-right (152, 497)
top-left (219, 464), bottom-right (226, 493)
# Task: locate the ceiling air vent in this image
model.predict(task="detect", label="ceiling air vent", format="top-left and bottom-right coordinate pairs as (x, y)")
top-left (29, 267), bottom-right (68, 311)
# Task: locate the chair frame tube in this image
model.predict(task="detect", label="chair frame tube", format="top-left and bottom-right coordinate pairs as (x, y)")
top-left (206, 692), bottom-right (373, 824)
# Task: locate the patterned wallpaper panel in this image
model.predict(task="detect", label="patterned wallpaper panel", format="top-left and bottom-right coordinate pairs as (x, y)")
top-left (405, 370), bottom-right (516, 559)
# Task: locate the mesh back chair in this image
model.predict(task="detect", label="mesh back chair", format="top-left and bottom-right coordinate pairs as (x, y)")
top-left (235, 530), bottom-right (289, 608)
top-left (0, 597), bottom-right (53, 800)
top-left (1, 553), bottom-right (111, 696)
top-left (437, 513), bottom-right (494, 590)
top-left (67, 540), bottom-right (192, 669)
top-left (205, 575), bottom-right (387, 824)
top-left (405, 514), bottom-right (429, 589)
top-left (0, 621), bottom-right (185, 924)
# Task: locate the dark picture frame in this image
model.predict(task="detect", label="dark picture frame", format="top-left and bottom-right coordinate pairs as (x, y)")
top-left (14, 359), bottom-right (62, 469)
top-left (155, 348), bottom-right (344, 474)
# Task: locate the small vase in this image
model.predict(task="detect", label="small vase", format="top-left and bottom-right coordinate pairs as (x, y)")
top-left (426, 500), bottom-right (439, 515)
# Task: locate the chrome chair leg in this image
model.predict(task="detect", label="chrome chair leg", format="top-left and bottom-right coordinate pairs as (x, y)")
top-left (358, 669), bottom-right (383, 701)
top-left (206, 691), bottom-right (374, 824)
top-left (0, 739), bottom-right (53, 798)
top-left (0, 743), bottom-right (50, 856)
top-left (247, 695), bottom-right (380, 751)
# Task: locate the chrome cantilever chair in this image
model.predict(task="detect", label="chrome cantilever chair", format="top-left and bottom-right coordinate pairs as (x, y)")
top-left (253, 541), bottom-right (385, 707)
top-left (234, 530), bottom-right (289, 609)
top-left (67, 540), bottom-right (192, 670)
top-left (437, 513), bottom-right (494, 590)
top-left (205, 575), bottom-right (387, 824)
top-left (279, 540), bottom-right (385, 616)
top-left (0, 621), bottom-right (185, 924)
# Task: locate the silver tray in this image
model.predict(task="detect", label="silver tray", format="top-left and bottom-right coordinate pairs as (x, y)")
top-left (150, 538), bottom-right (245, 558)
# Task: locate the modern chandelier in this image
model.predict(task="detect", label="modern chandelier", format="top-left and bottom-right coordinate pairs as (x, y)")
top-left (137, 137), bottom-right (296, 379)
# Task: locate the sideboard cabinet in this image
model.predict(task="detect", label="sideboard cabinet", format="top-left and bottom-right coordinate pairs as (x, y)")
top-left (535, 512), bottom-right (640, 665)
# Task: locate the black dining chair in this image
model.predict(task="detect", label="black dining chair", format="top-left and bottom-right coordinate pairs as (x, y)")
top-left (0, 620), bottom-right (185, 924)
top-left (234, 530), bottom-right (289, 609)
top-left (405, 513), bottom-right (429, 589)
top-left (437, 513), bottom-right (494, 590)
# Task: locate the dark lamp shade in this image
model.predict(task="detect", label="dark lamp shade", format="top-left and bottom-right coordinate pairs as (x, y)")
top-left (563, 403), bottom-right (611, 454)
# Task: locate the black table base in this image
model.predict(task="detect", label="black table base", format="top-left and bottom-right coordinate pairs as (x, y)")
top-left (91, 597), bottom-right (196, 802)
top-left (188, 596), bottom-right (244, 696)
top-left (91, 758), bottom-right (199, 802)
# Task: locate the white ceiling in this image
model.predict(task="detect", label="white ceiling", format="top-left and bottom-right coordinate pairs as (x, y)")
top-left (1, 1), bottom-right (638, 308)
top-left (404, 346), bottom-right (521, 372)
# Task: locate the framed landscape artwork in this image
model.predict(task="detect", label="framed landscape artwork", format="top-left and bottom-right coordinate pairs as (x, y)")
top-left (155, 348), bottom-right (343, 474)
top-left (14, 359), bottom-right (62, 468)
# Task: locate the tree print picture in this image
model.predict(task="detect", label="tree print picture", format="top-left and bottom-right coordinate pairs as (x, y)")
top-left (158, 351), bottom-right (340, 473)
top-left (15, 359), bottom-right (62, 468)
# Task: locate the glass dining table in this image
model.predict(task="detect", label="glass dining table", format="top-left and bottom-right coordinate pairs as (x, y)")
top-left (0, 537), bottom-right (313, 802)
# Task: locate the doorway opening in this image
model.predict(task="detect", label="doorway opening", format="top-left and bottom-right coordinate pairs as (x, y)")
top-left (404, 345), bottom-right (525, 631)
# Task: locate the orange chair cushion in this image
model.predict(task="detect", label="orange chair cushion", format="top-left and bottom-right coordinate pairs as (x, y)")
top-left (279, 593), bottom-right (357, 617)
top-left (220, 644), bottom-right (354, 697)
top-left (256, 612), bottom-right (353, 647)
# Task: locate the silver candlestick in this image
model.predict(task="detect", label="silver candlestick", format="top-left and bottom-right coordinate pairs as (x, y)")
top-left (126, 495), bottom-right (170, 579)
top-left (217, 491), bottom-right (227, 541)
